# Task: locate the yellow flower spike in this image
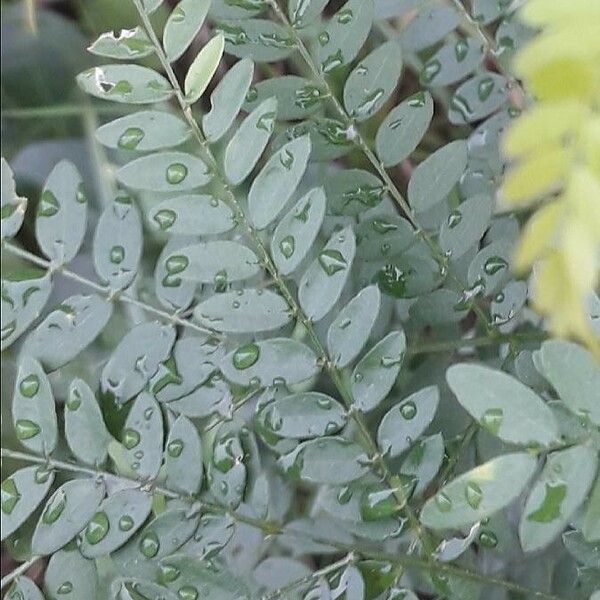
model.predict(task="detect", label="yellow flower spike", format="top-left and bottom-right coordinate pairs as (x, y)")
top-left (503, 0), bottom-right (600, 357)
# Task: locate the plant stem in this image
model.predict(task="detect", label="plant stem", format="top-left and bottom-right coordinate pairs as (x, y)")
top-left (0, 554), bottom-right (42, 590)
top-left (1, 103), bottom-right (129, 119)
top-left (0, 447), bottom-right (568, 600)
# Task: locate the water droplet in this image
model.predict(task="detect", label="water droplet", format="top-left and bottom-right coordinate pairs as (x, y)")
top-left (454, 38), bottom-right (469, 62)
top-left (57, 582), bottom-right (73, 595)
top-left (352, 89), bottom-right (384, 119)
top-left (143, 407), bottom-right (154, 420)
top-left (256, 111), bottom-right (276, 132)
top-left (337, 486), bottom-right (353, 504)
top-left (166, 163), bottom-right (188, 185)
top-left (400, 401), bottom-right (417, 420)
top-left (76, 182), bottom-right (87, 204)
top-left (279, 235), bottom-right (295, 259)
top-left (66, 387), bottom-right (81, 411)
top-left (337, 8), bottom-right (353, 23)
top-left (213, 269), bottom-right (228, 292)
top-left (232, 342), bottom-right (260, 370)
top-left (42, 490), bottom-right (66, 524)
top-left (35, 467), bottom-right (52, 484)
top-left (154, 209), bottom-right (176, 231)
top-left (435, 492), bottom-right (452, 512)
top-left (421, 60), bottom-right (441, 84)
top-left (139, 530), bottom-right (160, 557)
top-left (122, 428), bottom-right (141, 449)
top-left (85, 511), bottom-right (110, 545)
top-left (245, 86), bottom-right (258, 103)
top-left (110, 245), bottom-right (125, 264)
top-left (294, 84), bottom-right (325, 109)
top-left (159, 563), bottom-right (181, 583)
top-left (118, 127), bottom-right (145, 150)
top-left (168, 439), bottom-right (184, 458)
top-left (177, 585), bottom-right (199, 600)
top-left (1, 478), bottom-right (20, 514)
top-left (321, 49), bottom-right (344, 73)
top-left (342, 183), bottom-right (384, 209)
top-left (465, 481), bottom-right (483, 509)
top-left (166, 255), bottom-right (189, 275)
top-left (478, 77), bottom-right (495, 101)
top-left (381, 354), bottom-right (402, 368)
top-left (118, 514), bottom-right (134, 531)
top-left (377, 264), bottom-right (406, 298)
top-left (19, 374), bottom-right (40, 398)
top-left (15, 419), bottom-right (41, 440)
top-left (450, 94), bottom-right (473, 121)
top-left (38, 190), bottom-right (60, 217)
top-left (447, 209), bottom-right (462, 229)
top-left (484, 256), bottom-right (508, 275)
top-left (318, 249), bottom-right (347, 276)
top-left (480, 408), bottom-right (503, 435)
top-left (318, 31), bottom-right (330, 46)
top-left (372, 218), bottom-right (398, 234)
top-left (478, 530), bottom-right (498, 548)
top-left (360, 486), bottom-right (398, 521)
top-left (279, 149), bottom-right (294, 169)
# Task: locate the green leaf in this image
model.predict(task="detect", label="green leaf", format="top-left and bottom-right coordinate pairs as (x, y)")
top-left (185, 34), bottom-right (225, 104)
top-left (289, 0), bottom-right (329, 28)
top-left (142, 0), bottom-right (163, 13)
top-left (248, 135), bottom-right (311, 229)
top-left (116, 151), bottom-right (212, 192)
top-left (254, 557), bottom-right (312, 593)
top-left (375, 92), bottom-right (434, 167)
top-left (224, 96), bottom-right (277, 185)
top-left (420, 36), bottom-right (484, 87)
top-left (1, 157), bottom-right (28, 239)
top-left (101, 322), bottom-right (176, 402)
top-left (343, 41), bottom-right (403, 121)
top-left (317, 0), bottom-right (374, 74)
top-left (77, 64), bottom-right (173, 104)
top-left (410, 288), bottom-right (467, 325)
top-left (148, 194), bottom-right (235, 236)
top-left (439, 194), bottom-right (493, 260)
top-left (121, 392), bottom-right (164, 479)
top-left (26, 295), bottom-right (113, 370)
top-left (448, 73), bottom-right (509, 125)
top-left (164, 414), bottom-right (203, 495)
top-left (270, 187), bottom-right (326, 275)
top-left (31, 478), bottom-right (105, 555)
top-left (1, 273), bottom-right (52, 351)
top-left (400, 433), bottom-right (445, 497)
top-left (351, 330), bottom-right (406, 412)
top-left (180, 513), bottom-right (235, 560)
top-left (327, 285), bottom-right (381, 368)
top-left (401, 5), bottom-right (460, 51)
top-left (472, 0), bottom-right (515, 24)
top-left (583, 473), bottom-right (600, 542)
top-left (244, 75), bottom-right (326, 121)
top-left (202, 57), bottom-right (254, 142)
top-left (207, 423), bottom-right (249, 509)
top-left (152, 336), bottom-right (220, 403)
top-left (408, 140), bottom-right (467, 212)
top-left (216, 18), bottom-right (295, 63)
top-left (355, 214), bottom-right (415, 260)
top-left (466, 239), bottom-right (512, 296)
top-left (164, 0), bottom-right (211, 62)
top-left (88, 27), bottom-right (154, 59)
top-left (256, 392), bottom-right (347, 439)
top-left (95, 110), bottom-right (190, 151)
top-left (35, 160), bottom-right (86, 265)
top-left (221, 338), bottom-right (319, 386)
top-left (299, 225), bottom-right (356, 321)
top-left (1, 466), bottom-right (55, 541)
top-left (6, 577), bottom-right (44, 600)
top-left (563, 529), bottom-right (600, 567)
top-left (490, 280), bottom-right (527, 326)
top-left (158, 555), bottom-right (251, 599)
top-left (44, 547), bottom-right (97, 600)
top-left (164, 240), bottom-right (260, 285)
top-left (112, 579), bottom-right (178, 600)
top-left (378, 386), bottom-right (439, 457)
top-left (325, 169), bottom-right (385, 216)
top-left (447, 364), bottom-right (560, 446)
top-left (113, 508), bottom-right (199, 577)
top-left (519, 445), bottom-right (599, 552)
top-left (279, 437), bottom-right (369, 484)
top-left (420, 453), bottom-right (537, 530)
top-left (535, 340), bottom-right (600, 426)
top-left (155, 237), bottom-right (197, 311)
top-left (12, 356), bottom-right (57, 455)
top-left (64, 379), bottom-right (111, 466)
top-left (79, 488), bottom-right (152, 558)
top-left (194, 288), bottom-right (291, 333)
top-left (93, 196), bottom-right (142, 291)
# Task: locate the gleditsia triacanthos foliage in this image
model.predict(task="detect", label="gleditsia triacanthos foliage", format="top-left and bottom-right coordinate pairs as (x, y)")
top-left (502, 0), bottom-right (600, 358)
top-left (2, 0), bottom-right (600, 599)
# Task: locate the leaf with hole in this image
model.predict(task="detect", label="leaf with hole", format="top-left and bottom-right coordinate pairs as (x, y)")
top-left (1, 157), bottom-right (27, 239)
top-left (88, 27), bottom-right (153, 59)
